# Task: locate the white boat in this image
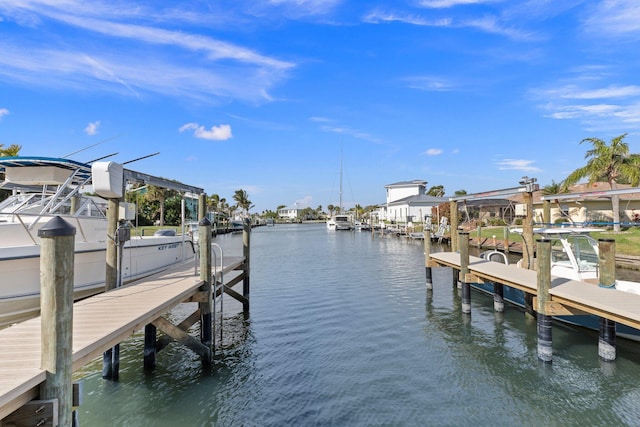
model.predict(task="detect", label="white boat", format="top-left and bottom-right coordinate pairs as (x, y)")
top-left (478, 227), bottom-right (640, 340)
top-left (327, 213), bottom-right (353, 231)
top-left (0, 156), bottom-right (196, 327)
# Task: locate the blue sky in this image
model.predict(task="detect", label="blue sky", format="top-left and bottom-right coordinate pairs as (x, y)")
top-left (1, 1), bottom-right (640, 213)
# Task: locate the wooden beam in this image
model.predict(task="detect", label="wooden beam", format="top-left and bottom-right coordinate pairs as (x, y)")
top-left (156, 310), bottom-right (201, 352)
top-left (152, 317), bottom-right (210, 360)
top-left (223, 286), bottom-right (249, 305)
top-left (2, 399), bottom-right (58, 427)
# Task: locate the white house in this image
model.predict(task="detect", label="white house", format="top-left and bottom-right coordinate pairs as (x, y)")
top-left (278, 205), bottom-right (304, 221)
top-left (376, 180), bottom-right (446, 225)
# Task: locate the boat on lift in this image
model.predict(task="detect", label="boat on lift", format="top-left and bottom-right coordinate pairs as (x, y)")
top-left (0, 156), bottom-right (196, 327)
top-left (478, 227), bottom-right (640, 340)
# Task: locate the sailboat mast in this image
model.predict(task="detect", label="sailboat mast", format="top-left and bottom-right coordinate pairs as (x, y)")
top-left (339, 153), bottom-right (343, 214)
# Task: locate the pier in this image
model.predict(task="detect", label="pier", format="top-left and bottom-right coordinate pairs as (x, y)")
top-left (0, 217), bottom-right (250, 426)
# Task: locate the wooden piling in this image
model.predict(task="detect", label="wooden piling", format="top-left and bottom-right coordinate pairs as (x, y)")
top-left (536, 238), bottom-right (552, 363)
top-left (598, 238), bottom-right (617, 361)
top-left (242, 219), bottom-right (251, 314)
top-left (38, 216), bottom-right (76, 426)
top-left (143, 324), bottom-right (157, 369)
top-left (459, 232), bottom-right (471, 314)
top-left (199, 216), bottom-right (213, 362)
top-left (424, 229), bottom-right (432, 290)
top-left (542, 199), bottom-right (551, 226)
top-left (103, 197), bottom-right (120, 380)
top-left (493, 283), bottom-right (504, 312)
top-left (450, 201), bottom-right (459, 252)
top-left (503, 227), bottom-right (510, 254)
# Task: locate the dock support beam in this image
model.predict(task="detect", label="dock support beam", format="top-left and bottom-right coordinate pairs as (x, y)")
top-left (424, 230), bottom-right (432, 290)
top-left (199, 215), bottom-right (213, 363)
top-left (242, 219), bottom-right (251, 315)
top-left (536, 238), bottom-right (552, 363)
top-left (39, 216), bottom-right (76, 426)
top-left (459, 232), bottom-right (471, 314)
top-left (143, 324), bottom-right (157, 369)
top-left (103, 197), bottom-right (121, 380)
top-left (598, 239), bottom-right (617, 362)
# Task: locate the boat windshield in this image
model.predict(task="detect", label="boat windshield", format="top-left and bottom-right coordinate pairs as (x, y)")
top-left (566, 234), bottom-right (599, 272)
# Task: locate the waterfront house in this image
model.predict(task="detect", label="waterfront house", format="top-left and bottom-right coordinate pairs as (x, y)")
top-left (377, 180), bottom-right (446, 227)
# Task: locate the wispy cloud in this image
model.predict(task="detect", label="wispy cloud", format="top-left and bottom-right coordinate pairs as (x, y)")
top-left (0, 108), bottom-right (9, 120)
top-left (583, 0), bottom-right (640, 36)
top-left (0, 1), bottom-right (294, 103)
top-left (419, 0), bottom-right (495, 8)
top-left (424, 148), bottom-right (443, 155)
top-left (363, 9), bottom-right (534, 41)
top-left (496, 159), bottom-right (542, 172)
top-left (84, 120), bottom-right (100, 135)
top-left (533, 76), bottom-right (640, 130)
top-left (404, 75), bottom-right (456, 92)
top-left (179, 122), bottom-right (233, 141)
top-left (311, 117), bottom-right (382, 143)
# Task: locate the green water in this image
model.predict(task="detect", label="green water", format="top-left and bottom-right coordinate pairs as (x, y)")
top-left (75, 224), bottom-right (640, 426)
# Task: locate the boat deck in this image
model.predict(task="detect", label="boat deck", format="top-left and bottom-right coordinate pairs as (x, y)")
top-left (0, 256), bottom-right (244, 419)
top-left (429, 252), bottom-right (640, 329)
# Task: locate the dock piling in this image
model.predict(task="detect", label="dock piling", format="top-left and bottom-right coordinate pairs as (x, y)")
top-left (536, 238), bottom-right (552, 363)
top-left (598, 239), bottom-right (617, 361)
top-left (459, 232), bottom-right (471, 314)
top-left (38, 216), bottom-right (76, 426)
top-left (199, 216), bottom-right (213, 362)
top-left (242, 219), bottom-right (251, 314)
top-left (424, 230), bottom-right (433, 290)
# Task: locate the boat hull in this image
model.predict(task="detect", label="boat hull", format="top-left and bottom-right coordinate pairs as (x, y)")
top-left (0, 235), bottom-right (195, 327)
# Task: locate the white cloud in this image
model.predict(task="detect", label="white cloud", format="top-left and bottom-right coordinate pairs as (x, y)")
top-left (179, 122), bottom-right (233, 141)
top-left (584, 0), bottom-right (640, 36)
top-left (0, 2), bottom-right (294, 103)
top-left (84, 120), bottom-right (100, 135)
top-left (419, 0), bottom-right (493, 8)
top-left (496, 159), bottom-right (541, 172)
top-left (0, 108), bottom-right (8, 119)
top-left (404, 76), bottom-right (455, 92)
top-left (424, 148), bottom-right (443, 155)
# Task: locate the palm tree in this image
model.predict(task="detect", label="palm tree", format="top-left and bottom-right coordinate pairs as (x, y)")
top-left (233, 189), bottom-right (253, 218)
top-left (541, 180), bottom-right (571, 224)
top-left (0, 144), bottom-right (21, 157)
top-left (327, 204), bottom-right (335, 218)
top-left (564, 133), bottom-right (640, 232)
top-left (427, 185), bottom-right (445, 197)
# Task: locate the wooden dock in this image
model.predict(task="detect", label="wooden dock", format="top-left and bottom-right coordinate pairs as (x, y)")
top-left (0, 255), bottom-right (245, 423)
top-left (429, 252), bottom-right (640, 330)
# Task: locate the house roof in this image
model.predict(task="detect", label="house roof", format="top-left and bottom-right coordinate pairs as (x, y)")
top-left (502, 182), bottom-right (640, 204)
top-left (388, 193), bottom-right (446, 206)
top-left (385, 179), bottom-right (427, 188)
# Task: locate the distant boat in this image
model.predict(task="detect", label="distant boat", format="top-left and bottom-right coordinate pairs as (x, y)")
top-left (266, 218), bottom-right (275, 226)
top-left (0, 156), bottom-right (196, 327)
top-left (327, 149), bottom-right (353, 231)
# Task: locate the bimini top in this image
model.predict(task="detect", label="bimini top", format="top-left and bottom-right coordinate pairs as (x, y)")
top-left (0, 156), bottom-right (93, 187)
top-left (510, 227), bottom-right (604, 236)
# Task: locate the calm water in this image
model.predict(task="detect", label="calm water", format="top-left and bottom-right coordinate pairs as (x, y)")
top-left (76, 224), bottom-right (640, 426)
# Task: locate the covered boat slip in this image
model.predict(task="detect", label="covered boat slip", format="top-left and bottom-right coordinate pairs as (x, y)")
top-left (0, 255), bottom-right (245, 421)
top-left (428, 252), bottom-right (640, 331)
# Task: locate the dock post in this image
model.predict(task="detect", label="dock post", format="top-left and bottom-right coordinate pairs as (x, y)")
top-left (199, 216), bottom-right (213, 362)
top-left (424, 229), bottom-right (433, 290)
top-left (103, 197), bottom-right (121, 380)
top-left (598, 239), bottom-right (617, 362)
top-left (450, 201), bottom-right (459, 252)
top-left (536, 238), bottom-right (552, 363)
top-left (38, 216), bottom-right (76, 426)
top-left (503, 227), bottom-right (509, 254)
top-left (542, 199), bottom-right (551, 227)
top-left (459, 232), bottom-right (471, 314)
top-left (143, 324), bottom-right (157, 369)
top-left (477, 224), bottom-right (482, 248)
top-left (242, 218), bottom-right (251, 314)
top-left (493, 283), bottom-right (504, 312)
